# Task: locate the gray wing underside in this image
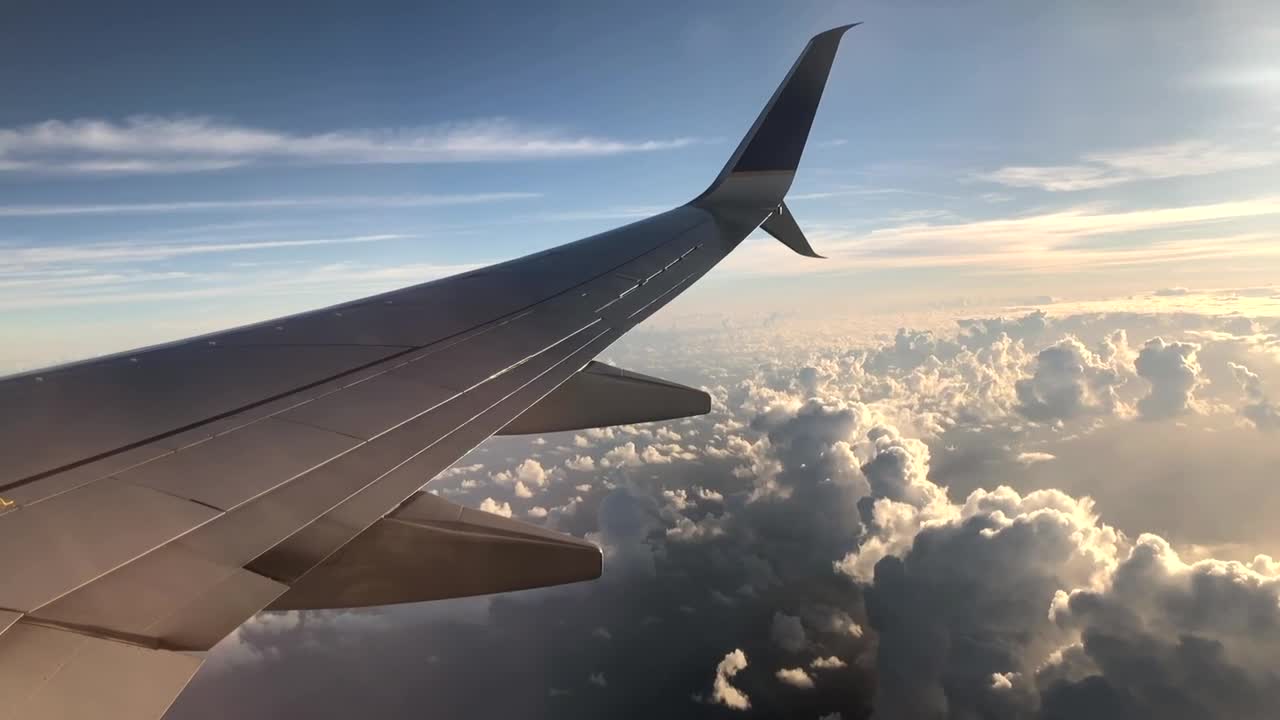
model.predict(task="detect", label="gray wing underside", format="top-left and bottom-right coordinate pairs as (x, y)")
top-left (0, 24), bottom-right (854, 720)
top-left (0, 205), bottom-right (728, 719)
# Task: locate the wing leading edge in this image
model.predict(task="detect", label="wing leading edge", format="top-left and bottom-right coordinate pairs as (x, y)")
top-left (0, 25), bottom-right (856, 720)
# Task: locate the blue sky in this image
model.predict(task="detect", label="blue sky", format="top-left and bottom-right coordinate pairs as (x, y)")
top-left (3, 0), bottom-right (1279, 371)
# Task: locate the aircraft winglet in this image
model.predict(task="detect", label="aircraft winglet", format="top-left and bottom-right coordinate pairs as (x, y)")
top-left (762, 201), bottom-right (824, 258)
top-left (692, 23), bottom-right (858, 210)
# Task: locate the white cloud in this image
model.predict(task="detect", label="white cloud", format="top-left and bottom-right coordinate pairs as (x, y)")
top-left (723, 196), bottom-right (1280, 275)
top-left (709, 649), bottom-right (751, 711)
top-left (1042, 534), bottom-right (1280, 718)
top-left (1229, 362), bottom-right (1280, 430)
top-left (526, 506), bottom-right (548, 519)
top-left (693, 486), bottom-right (724, 503)
top-left (0, 192), bottom-right (539, 217)
top-left (198, 306), bottom-right (1280, 719)
top-left (0, 257), bottom-right (484, 316)
top-left (564, 455), bottom-right (596, 472)
top-left (1015, 334), bottom-right (1130, 422)
top-left (655, 426), bottom-right (683, 442)
top-left (493, 459), bottom-right (551, 489)
top-left (775, 667), bottom-right (815, 689)
top-left (662, 489), bottom-right (690, 511)
top-left (478, 497), bottom-right (512, 518)
top-left (437, 463), bottom-right (484, 479)
top-left (1135, 337), bottom-right (1204, 419)
top-left (1015, 451), bottom-right (1056, 465)
top-left (977, 139), bottom-right (1279, 192)
top-left (809, 656), bottom-right (847, 670)
top-left (0, 115), bottom-right (700, 174)
top-left (989, 672), bottom-right (1018, 690)
top-left (0, 233), bottom-right (414, 266)
top-left (600, 442), bottom-right (643, 468)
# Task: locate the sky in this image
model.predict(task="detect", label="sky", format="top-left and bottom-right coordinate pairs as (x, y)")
top-left (7, 1), bottom-right (1280, 718)
top-left (5, 0), bottom-right (1280, 373)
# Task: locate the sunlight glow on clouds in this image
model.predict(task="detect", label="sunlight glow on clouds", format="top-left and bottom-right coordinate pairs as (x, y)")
top-left (185, 304), bottom-right (1280, 719)
top-left (976, 139), bottom-right (1280, 192)
top-left (723, 195), bottom-right (1280, 276)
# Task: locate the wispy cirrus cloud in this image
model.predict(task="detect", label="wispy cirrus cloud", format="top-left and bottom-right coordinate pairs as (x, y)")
top-left (0, 233), bottom-right (414, 266)
top-left (724, 195), bottom-right (1280, 274)
top-left (976, 139), bottom-right (1279, 191)
top-left (522, 205), bottom-right (672, 222)
top-left (0, 116), bottom-right (701, 175)
top-left (0, 258), bottom-right (484, 313)
top-left (0, 192), bottom-right (540, 217)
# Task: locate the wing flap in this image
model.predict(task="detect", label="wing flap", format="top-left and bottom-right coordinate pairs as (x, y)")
top-left (498, 361), bottom-right (711, 435)
top-left (267, 491), bottom-right (601, 610)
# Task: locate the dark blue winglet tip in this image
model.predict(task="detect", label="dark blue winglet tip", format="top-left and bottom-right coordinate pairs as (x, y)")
top-left (818, 22), bottom-right (862, 40)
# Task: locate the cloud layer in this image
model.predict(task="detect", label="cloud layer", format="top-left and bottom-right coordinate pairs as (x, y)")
top-left (171, 306), bottom-right (1280, 720)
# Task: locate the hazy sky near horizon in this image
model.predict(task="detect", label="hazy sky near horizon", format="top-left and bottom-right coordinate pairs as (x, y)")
top-left (3, 0), bottom-right (1279, 373)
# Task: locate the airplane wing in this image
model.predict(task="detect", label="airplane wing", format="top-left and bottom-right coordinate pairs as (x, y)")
top-left (0, 25), bottom-right (855, 719)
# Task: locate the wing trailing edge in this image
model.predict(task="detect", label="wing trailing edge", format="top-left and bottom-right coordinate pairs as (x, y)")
top-left (266, 491), bottom-right (601, 610)
top-left (497, 361), bottom-right (711, 435)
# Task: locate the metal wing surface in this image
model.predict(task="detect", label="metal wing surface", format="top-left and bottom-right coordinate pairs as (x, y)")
top-left (0, 25), bottom-right (855, 719)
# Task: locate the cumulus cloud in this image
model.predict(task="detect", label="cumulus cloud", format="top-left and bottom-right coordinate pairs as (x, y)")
top-left (836, 426), bottom-right (953, 583)
top-left (814, 352), bottom-right (1280, 719)
top-left (565, 455), bottom-right (596, 472)
top-left (1015, 335), bottom-right (1128, 422)
top-left (1230, 362), bottom-right (1280, 430)
top-left (1135, 337), bottom-right (1204, 419)
top-left (861, 484), bottom-right (1122, 718)
top-left (1043, 534), bottom-right (1280, 719)
top-left (656, 427), bottom-right (683, 442)
top-left (775, 667), bottom-right (816, 689)
top-left (181, 307), bottom-right (1280, 720)
top-left (694, 486), bottom-right (724, 503)
top-left (493, 459), bottom-right (552, 489)
top-left (710, 649), bottom-right (752, 710)
top-left (600, 442), bottom-right (643, 468)
top-left (990, 672), bottom-right (1018, 690)
top-left (477, 497), bottom-right (512, 518)
top-left (810, 656), bottom-right (848, 670)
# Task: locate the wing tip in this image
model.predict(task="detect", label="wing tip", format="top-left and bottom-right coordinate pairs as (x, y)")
top-left (692, 23), bottom-right (858, 209)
